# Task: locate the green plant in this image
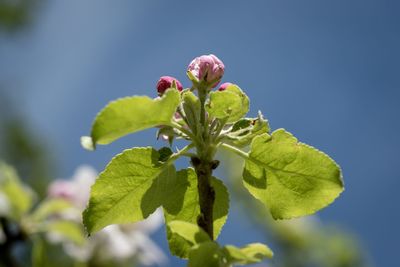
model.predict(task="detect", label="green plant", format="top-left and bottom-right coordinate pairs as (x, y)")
top-left (81, 54), bottom-right (344, 267)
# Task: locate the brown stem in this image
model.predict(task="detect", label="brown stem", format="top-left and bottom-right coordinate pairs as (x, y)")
top-left (191, 157), bottom-right (215, 239)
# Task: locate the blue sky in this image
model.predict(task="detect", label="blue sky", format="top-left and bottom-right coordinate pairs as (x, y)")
top-left (1, 0), bottom-right (399, 266)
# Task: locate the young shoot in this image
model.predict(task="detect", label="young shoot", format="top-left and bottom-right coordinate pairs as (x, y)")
top-left (81, 54), bottom-right (344, 267)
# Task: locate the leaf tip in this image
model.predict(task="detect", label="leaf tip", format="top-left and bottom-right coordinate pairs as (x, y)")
top-left (82, 207), bottom-right (94, 236)
top-left (81, 136), bottom-right (95, 151)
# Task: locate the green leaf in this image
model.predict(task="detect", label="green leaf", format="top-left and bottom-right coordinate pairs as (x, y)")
top-left (82, 88), bottom-right (181, 149)
top-left (164, 171), bottom-right (229, 258)
top-left (157, 147), bottom-right (173, 162)
top-left (46, 220), bottom-right (85, 245)
top-left (0, 162), bottom-right (33, 220)
top-left (188, 241), bottom-right (223, 267)
top-left (167, 221), bottom-right (210, 245)
top-left (243, 129), bottom-right (344, 219)
top-left (223, 243), bottom-right (273, 265)
top-left (206, 84), bottom-right (249, 123)
top-left (227, 111), bottom-right (270, 147)
top-left (83, 147), bottom-right (182, 234)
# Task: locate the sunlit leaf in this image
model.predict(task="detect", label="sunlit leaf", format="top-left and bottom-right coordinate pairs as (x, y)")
top-left (83, 147), bottom-right (178, 234)
top-left (206, 84), bottom-right (249, 123)
top-left (167, 221), bottom-right (210, 245)
top-left (243, 129), bottom-right (344, 219)
top-left (82, 88), bottom-right (181, 149)
top-left (164, 170), bottom-right (229, 258)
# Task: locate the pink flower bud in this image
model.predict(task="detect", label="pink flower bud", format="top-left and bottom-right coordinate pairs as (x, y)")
top-left (218, 82), bottom-right (233, 91)
top-left (156, 76), bottom-right (183, 95)
top-left (187, 54), bottom-right (225, 87)
top-left (48, 180), bottom-right (74, 200)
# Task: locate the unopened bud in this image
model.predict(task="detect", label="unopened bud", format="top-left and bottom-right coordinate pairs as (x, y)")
top-left (187, 54), bottom-right (225, 88)
top-left (156, 76), bottom-right (183, 95)
top-left (218, 82), bottom-right (233, 91)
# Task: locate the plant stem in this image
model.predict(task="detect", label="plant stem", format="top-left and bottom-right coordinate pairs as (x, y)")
top-left (191, 84), bottom-right (216, 239)
top-left (191, 157), bottom-right (215, 239)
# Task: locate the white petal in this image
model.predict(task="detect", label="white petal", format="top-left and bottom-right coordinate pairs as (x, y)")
top-left (131, 231), bottom-right (167, 266)
top-left (132, 208), bottom-right (164, 234)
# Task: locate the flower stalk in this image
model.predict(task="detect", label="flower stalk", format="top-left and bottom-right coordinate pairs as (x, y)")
top-left (189, 84), bottom-right (217, 239)
top-left (181, 55), bottom-right (226, 239)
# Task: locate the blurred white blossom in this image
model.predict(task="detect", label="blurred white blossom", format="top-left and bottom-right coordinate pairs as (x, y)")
top-left (48, 165), bottom-right (97, 209)
top-left (47, 165), bottom-right (167, 266)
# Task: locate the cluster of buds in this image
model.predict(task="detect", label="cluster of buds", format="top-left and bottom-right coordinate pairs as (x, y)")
top-left (156, 54), bottom-right (228, 96)
top-left (156, 54), bottom-right (236, 143)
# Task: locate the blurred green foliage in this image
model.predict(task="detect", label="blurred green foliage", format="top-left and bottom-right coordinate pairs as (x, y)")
top-left (0, 101), bottom-right (53, 197)
top-left (0, 0), bottom-right (40, 32)
top-left (0, 0), bottom-right (51, 197)
top-left (0, 119), bottom-right (53, 197)
top-left (0, 162), bottom-right (143, 267)
top-left (221, 150), bottom-right (373, 267)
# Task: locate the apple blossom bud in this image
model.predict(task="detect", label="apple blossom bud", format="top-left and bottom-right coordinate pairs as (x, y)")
top-left (187, 54), bottom-right (225, 87)
top-left (48, 166), bottom-right (97, 208)
top-left (218, 82), bottom-right (233, 91)
top-left (48, 180), bottom-right (74, 200)
top-left (156, 76), bottom-right (183, 95)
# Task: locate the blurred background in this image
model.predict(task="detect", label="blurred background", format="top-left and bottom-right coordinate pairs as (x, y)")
top-left (1, 0), bottom-right (399, 266)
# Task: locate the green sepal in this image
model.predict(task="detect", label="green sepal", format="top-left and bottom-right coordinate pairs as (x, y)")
top-left (187, 70), bottom-right (200, 84)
